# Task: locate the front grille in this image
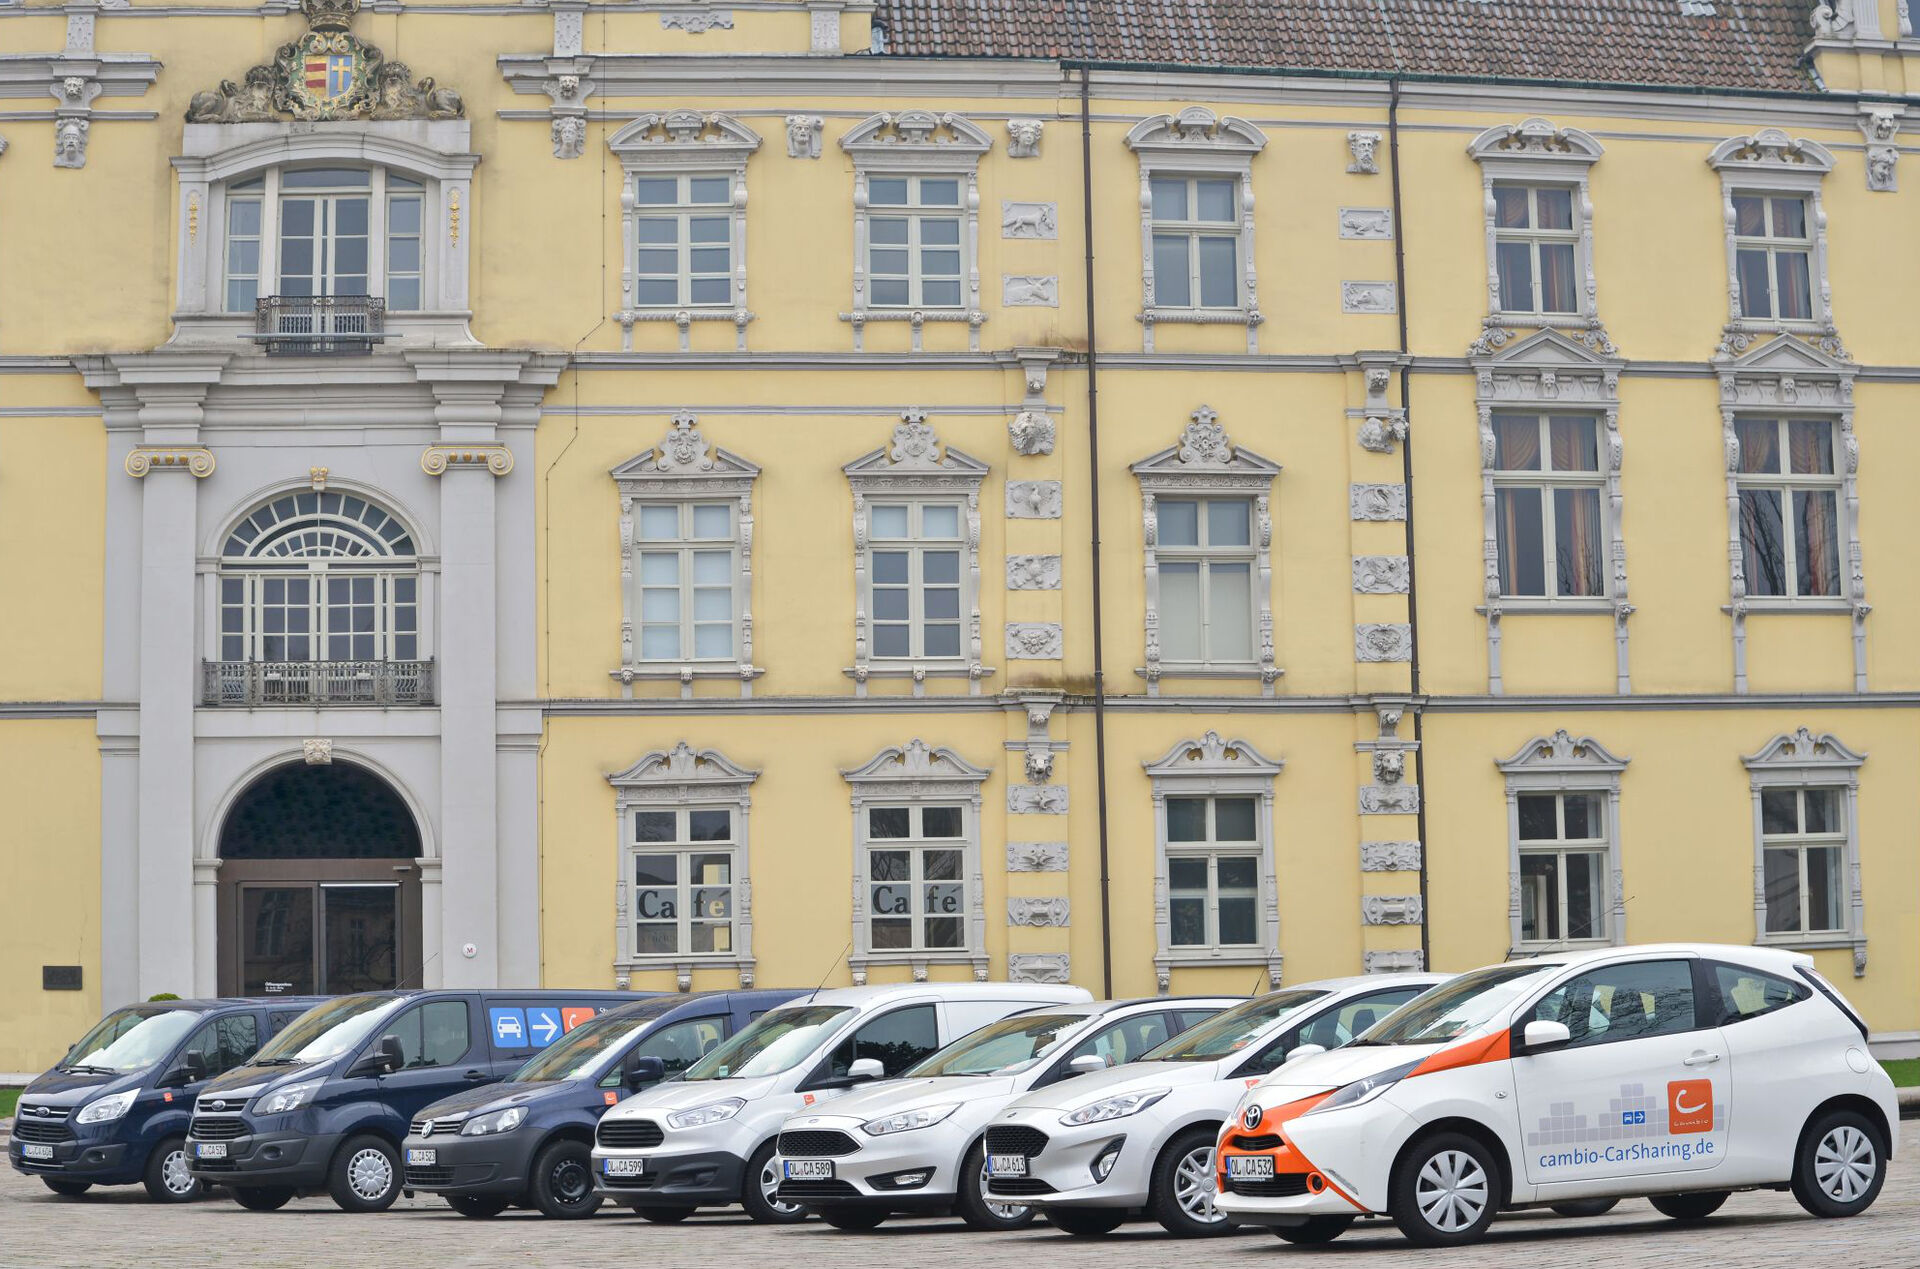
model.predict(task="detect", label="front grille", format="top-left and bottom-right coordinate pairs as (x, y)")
top-left (985, 1177), bottom-right (1056, 1197)
top-left (193, 1159), bottom-right (238, 1173)
top-left (777, 1130), bottom-right (862, 1158)
top-left (411, 1116), bottom-right (462, 1139)
top-left (983, 1126), bottom-right (1049, 1158)
top-left (1230, 1134), bottom-right (1284, 1151)
top-left (12, 1121), bottom-right (72, 1145)
top-left (597, 1120), bottom-right (665, 1149)
top-left (776, 1179), bottom-right (860, 1200)
top-left (406, 1165), bottom-right (455, 1186)
top-left (598, 1171), bottom-right (657, 1190)
top-left (409, 1117), bottom-right (432, 1137)
top-left (1226, 1174), bottom-right (1311, 1198)
top-left (189, 1117), bottom-right (248, 1141)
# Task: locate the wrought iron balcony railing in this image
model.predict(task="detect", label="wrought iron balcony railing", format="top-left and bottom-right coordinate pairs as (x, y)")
top-left (252, 295), bottom-right (387, 355)
top-left (201, 659), bottom-right (435, 707)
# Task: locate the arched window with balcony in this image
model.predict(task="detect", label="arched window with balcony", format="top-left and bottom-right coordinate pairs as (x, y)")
top-left (205, 491), bottom-right (431, 706)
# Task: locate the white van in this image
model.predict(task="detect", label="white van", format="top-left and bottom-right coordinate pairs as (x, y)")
top-left (590, 981), bottom-right (1090, 1222)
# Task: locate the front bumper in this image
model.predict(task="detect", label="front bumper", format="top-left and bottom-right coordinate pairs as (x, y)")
top-left (982, 1108), bottom-right (1150, 1209)
top-left (186, 1124), bottom-right (341, 1190)
top-left (400, 1132), bottom-right (529, 1197)
top-left (773, 1117), bottom-right (960, 1211)
top-left (590, 1146), bottom-right (747, 1208)
top-left (8, 1134), bottom-right (136, 1185)
top-left (1213, 1093), bottom-right (1408, 1222)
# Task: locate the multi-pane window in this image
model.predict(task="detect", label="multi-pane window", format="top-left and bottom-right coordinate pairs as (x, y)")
top-left (277, 168), bottom-right (370, 300)
top-left (1517, 792), bottom-right (1607, 944)
top-left (1166, 795), bottom-right (1261, 949)
top-left (1493, 185), bottom-right (1579, 314)
top-left (635, 502), bottom-right (737, 661)
top-left (1733, 194), bottom-right (1813, 321)
top-left (633, 174), bottom-right (733, 308)
top-left (385, 176), bottom-right (423, 311)
top-left (865, 805), bottom-right (967, 952)
top-left (1156, 498), bottom-right (1254, 664)
top-left (1760, 787), bottom-right (1845, 935)
top-left (1736, 419), bottom-right (1841, 598)
top-left (226, 180), bottom-right (264, 312)
top-left (1150, 176), bottom-right (1239, 309)
top-left (868, 501), bottom-right (963, 659)
top-left (1491, 413), bottom-right (1605, 599)
top-left (220, 166), bottom-right (432, 313)
top-left (630, 807), bottom-right (737, 956)
top-left (867, 176), bottom-right (963, 308)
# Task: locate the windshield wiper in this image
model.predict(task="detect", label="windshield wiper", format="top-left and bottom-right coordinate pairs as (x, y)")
top-left (59, 1063), bottom-right (116, 1075)
top-left (252, 1056), bottom-right (303, 1065)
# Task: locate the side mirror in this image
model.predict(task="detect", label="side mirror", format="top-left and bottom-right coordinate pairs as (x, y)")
top-left (625, 1056), bottom-right (666, 1091)
top-left (1521, 1020), bottom-right (1572, 1054)
top-left (1286, 1043), bottom-right (1328, 1063)
top-left (1067, 1054), bottom-right (1107, 1076)
top-left (351, 1033), bottom-right (406, 1077)
top-left (847, 1057), bottom-right (885, 1083)
top-left (161, 1051), bottom-right (207, 1087)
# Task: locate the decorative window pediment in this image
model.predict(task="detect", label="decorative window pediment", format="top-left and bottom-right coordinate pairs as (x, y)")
top-left (1742, 727), bottom-right (1865, 779)
top-left (1496, 730), bottom-right (1630, 780)
top-left (1741, 727), bottom-right (1867, 974)
top-left (1497, 730), bottom-right (1628, 953)
top-left (1707, 130), bottom-right (1837, 177)
top-left (1467, 117), bottom-right (1604, 167)
top-left (608, 110), bottom-right (762, 158)
top-left (840, 109), bottom-right (994, 158)
top-left (1125, 106), bottom-right (1267, 156)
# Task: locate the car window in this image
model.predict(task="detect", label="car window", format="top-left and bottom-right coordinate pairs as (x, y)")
top-left (1709, 962), bottom-right (1808, 1025)
top-left (268, 1011), bottom-right (303, 1037)
top-left (634, 1017), bottom-right (728, 1076)
top-left (823, 1005), bottom-right (938, 1079)
top-left (181, 1014), bottom-right (261, 1079)
top-left (1527, 959), bottom-right (1696, 1049)
top-left (1174, 1009), bottom-right (1220, 1030)
top-left (1065, 1013), bottom-right (1170, 1069)
top-left (386, 1001), bottom-right (472, 1068)
top-left (1294, 989), bottom-right (1424, 1052)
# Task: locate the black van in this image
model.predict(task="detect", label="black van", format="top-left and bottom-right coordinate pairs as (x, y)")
top-left (9, 996), bottom-right (323, 1202)
top-left (401, 990), bottom-right (803, 1218)
top-left (185, 988), bottom-right (638, 1212)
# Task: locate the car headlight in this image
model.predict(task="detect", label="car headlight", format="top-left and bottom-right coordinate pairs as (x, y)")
top-left (1059, 1089), bottom-right (1168, 1126)
top-left (1307, 1059), bottom-right (1422, 1116)
top-left (253, 1080), bottom-right (324, 1116)
top-left (861, 1103), bottom-right (959, 1136)
top-left (461, 1107), bottom-right (526, 1136)
top-left (666, 1099), bottom-right (745, 1130)
top-left (75, 1091), bottom-right (137, 1124)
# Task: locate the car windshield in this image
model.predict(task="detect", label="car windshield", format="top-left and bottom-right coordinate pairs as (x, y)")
top-left (64, 1007), bottom-right (202, 1074)
top-left (251, 995), bottom-right (403, 1065)
top-left (681, 1005), bottom-right (854, 1081)
top-left (905, 1013), bottom-right (1083, 1078)
top-left (1358, 963), bottom-right (1562, 1046)
top-left (512, 1013), bottom-right (661, 1083)
top-left (1143, 991), bottom-right (1326, 1062)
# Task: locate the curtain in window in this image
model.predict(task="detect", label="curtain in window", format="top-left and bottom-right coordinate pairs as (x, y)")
top-left (1548, 417), bottom-right (1596, 471)
top-left (1494, 419), bottom-right (1541, 470)
top-left (1774, 251), bottom-right (1812, 321)
top-left (1737, 419), bottom-right (1779, 473)
top-left (1796, 490), bottom-right (1839, 596)
top-left (1555, 488), bottom-right (1604, 597)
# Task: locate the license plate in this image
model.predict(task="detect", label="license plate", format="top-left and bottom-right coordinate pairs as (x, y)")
top-left (987, 1154), bottom-right (1028, 1177)
top-left (783, 1159), bottom-right (834, 1180)
top-left (602, 1158), bottom-right (646, 1177)
top-left (1227, 1154), bottom-right (1275, 1179)
top-left (406, 1148), bottom-right (437, 1167)
top-left (195, 1142), bottom-right (229, 1160)
top-left (21, 1144), bottom-right (53, 1161)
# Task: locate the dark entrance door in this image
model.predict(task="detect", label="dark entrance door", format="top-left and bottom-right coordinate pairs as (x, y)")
top-left (216, 762), bottom-right (424, 996)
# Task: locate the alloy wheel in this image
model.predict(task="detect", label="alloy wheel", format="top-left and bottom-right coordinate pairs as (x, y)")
top-left (1415, 1148), bottom-right (1489, 1233)
top-left (980, 1160), bottom-right (1029, 1222)
top-left (347, 1147), bottom-right (394, 1202)
top-left (1814, 1125), bottom-right (1876, 1202)
top-left (1174, 1145), bottom-right (1221, 1223)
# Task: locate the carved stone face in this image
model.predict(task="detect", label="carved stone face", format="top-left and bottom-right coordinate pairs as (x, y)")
top-left (1374, 748), bottom-right (1406, 784)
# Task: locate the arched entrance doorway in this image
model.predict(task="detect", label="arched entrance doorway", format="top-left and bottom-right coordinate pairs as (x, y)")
top-left (215, 761), bottom-right (425, 996)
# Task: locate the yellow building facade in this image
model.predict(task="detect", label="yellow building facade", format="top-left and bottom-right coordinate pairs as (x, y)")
top-left (3, 0), bottom-right (1919, 1074)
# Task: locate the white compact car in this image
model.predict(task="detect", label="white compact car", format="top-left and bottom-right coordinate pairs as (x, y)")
top-left (591, 982), bottom-right (1089, 1223)
top-left (773, 996), bottom-right (1241, 1230)
top-left (1216, 943), bottom-right (1899, 1247)
top-left (985, 973), bottom-right (1446, 1237)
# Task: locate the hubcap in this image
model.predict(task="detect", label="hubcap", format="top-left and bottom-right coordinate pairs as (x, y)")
top-left (550, 1157), bottom-right (591, 1205)
top-left (162, 1148), bottom-right (196, 1196)
top-left (1815, 1126), bottom-right (1876, 1202)
top-left (348, 1148), bottom-right (394, 1202)
top-left (1174, 1145), bottom-right (1221, 1223)
top-left (980, 1161), bottom-right (1028, 1222)
top-left (1415, 1149), bottom-right (1489, 1233)
top-left (761, 1157), bottom-right (801, 1215)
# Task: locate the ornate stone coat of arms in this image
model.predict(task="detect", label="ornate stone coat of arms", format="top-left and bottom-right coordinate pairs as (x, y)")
top-left (187, 0), bottom-right (463, 123)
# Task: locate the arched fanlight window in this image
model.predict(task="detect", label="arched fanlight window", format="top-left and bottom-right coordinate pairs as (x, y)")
top-left (219, 492), bottom-right (420, 664)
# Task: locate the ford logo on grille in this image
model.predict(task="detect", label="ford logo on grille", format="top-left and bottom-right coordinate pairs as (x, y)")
top-left (1241, 1103), bottom-right (1263, 1131)
top-left (208, 1100), bottom-right (227, 1111)
top-left (34, 1106), bottom-right (53, 1117)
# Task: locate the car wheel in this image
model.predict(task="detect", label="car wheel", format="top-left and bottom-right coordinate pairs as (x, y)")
top-left (143, 1137), bottom-right (204, 1203)
top-left (446, 1194), bottom-right (511, 1218)
top-left (1389, 1131), bottom-right (1499, 1248)
top-left (636, 1206), bottom-right (694, 1223)
top-left (819, 1206), bottom-right (889, 1231)
top-left (955, 1141), bottom-right (1034, 1231)
top-left (231, 1185), bottom-right (295, 1211)
top-left (1647, 1191), bottom-right (1729, 1221)
top-left (1148, 1126), bottom-right (1232, 1237)
top-left (1551, 1198), bottom-right (1618, 1218)
top-left (1271, 1215), bottom-right (1355, 1244)
top-left (1044, 1206), bottom-right (1127, 1236)
top-left (327, 1134), bottom-right (402, 1213)
top-left (1792, 1109), bottom-right (1886, 1218)
top-left (528, 1139), bottom-right (603, 1219)
top-left (740, 1140), bottom-right (808, 1224)
top-left (41, 1179), bottom-right (92, 1198)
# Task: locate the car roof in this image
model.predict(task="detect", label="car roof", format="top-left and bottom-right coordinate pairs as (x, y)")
top-left (109, 996), bottom-right (327, 1012)
top-left (1496, 942), bottom-right (1816, 975)
top-left (774, 983), bottom-right (1091, 1009)
top-left (1283, 973), bottom-right (1450, 996)
top-left (591, 989), bottom-right (807, 1023)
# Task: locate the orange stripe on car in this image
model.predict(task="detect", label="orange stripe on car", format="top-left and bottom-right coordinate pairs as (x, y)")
top-left (1409, 1028), bottom-right (1511, 1078)
top-left (1217, 1090), bottom-right (1368, 1212)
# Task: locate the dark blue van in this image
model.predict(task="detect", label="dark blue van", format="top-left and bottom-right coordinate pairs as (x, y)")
top-left (9, 996), bottom-right (324, 1202)
top-left (401, 990), bottom-right (803, 1219)
top-left (186, 988), bottom-right (639, 1213)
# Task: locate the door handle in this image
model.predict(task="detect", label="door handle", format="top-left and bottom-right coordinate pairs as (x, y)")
top-left (462, 1069), bottom-right (487, 1081)
top-left (1683, 1052), bottom-right (1722, 1067)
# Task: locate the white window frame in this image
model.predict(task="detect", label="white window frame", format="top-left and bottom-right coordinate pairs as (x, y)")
top-left (840, 110), bottom-right (990, 352)
top-left (843, 410), bottom-right (989, 695)
top-left (627, 808), bottom-right (741, 964)
top-left (1467, 118), bottom-right (1609, 351)
top-left (864, 173), bottom-right (968, 311)
top-left (1146, 172), bottom-right (1245, 312)
top-left (1130, 406), bottom-right (1280, 694)
top-left (1490, 183), bottom-right (1581, 316)
top-left (1488, 411), bottom-right (1609, 602)
top-left (1729, 192), bottom-right (1816, 323)
top-left (608, 110), bottom-right (759, 351)
top-left (1742, 728), bottom-right (1866, 975)
top-left (1125, 107), bottom-right (1266, 352)
top-left (1707, 130), bottom-right (1841, 356)
top-left (1731, 417), bottom-right (1846, 601)
top-left (841, 741), bottom-right (989, 984)
top-left (608, 742), bottom-right (759, 989)
top-left (1144, 732), bottom-right (1283, 991)
top-left (1496, 730), bottom-right (1629, 955)
top-left (611, 412), bottom-right (762, 697)
top-left (865, 498), bottom-right (968, 662)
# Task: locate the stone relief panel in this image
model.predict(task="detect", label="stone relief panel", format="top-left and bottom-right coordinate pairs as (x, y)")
top-left (1347, 130), bottom-right (1382, 174)
top-left (1006, 118), bottom-right (1044, 158)
top-left (1008, 785), bottom-right (1068, 814)
top-left (1008, 898), bottom-right (1071, 928)
top-left (1007, 841), bottom-right (1070, 872)
top-left (1351, 483), bottom-right (1407, 521)
top-left (1006, 554), bottom-right (1062, 590)
top-left (1363, 949), bottom-right (1426, 972)
top-left (1009, 952), bottom-right (1071, 983)
top-left (1353, 556), bottom-right (1410, 594)
top-left (1339, 207), bottom-right (1393, 239)
top-left (785, 114), bottom-right (824, 159)
top-left (1003, 275), bottom-right (1059, 307)
top-left (1355, 623), bottom-right (1413, 662)
top-left (1007, 481), bottom-right (1062, 519)
top-left (1360, 841), bottom-right (1423, 872)
top-left (1005, 623), bottom-right (1064, 660)
top-left (1361, 895), bottom-right (1424, 925)
top-left (1001, 200), bottom-right (1059, 239)
top-left (1007, 411), bottom-right (1055, 457)
top-left (1359, 784), bottom-right (1421, 815)
top-left (1342, 281), bottom-right (1397, 313)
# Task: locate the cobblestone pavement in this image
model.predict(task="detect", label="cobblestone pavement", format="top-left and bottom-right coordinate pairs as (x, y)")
top-left (3, 1132), bottom-right (1915, 1269)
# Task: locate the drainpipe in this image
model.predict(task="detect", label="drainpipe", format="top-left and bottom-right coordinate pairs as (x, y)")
top-left (1080, 67), bottom-right (1115, 999)
top-left (1387, 78), bottom-right (1432, 970)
